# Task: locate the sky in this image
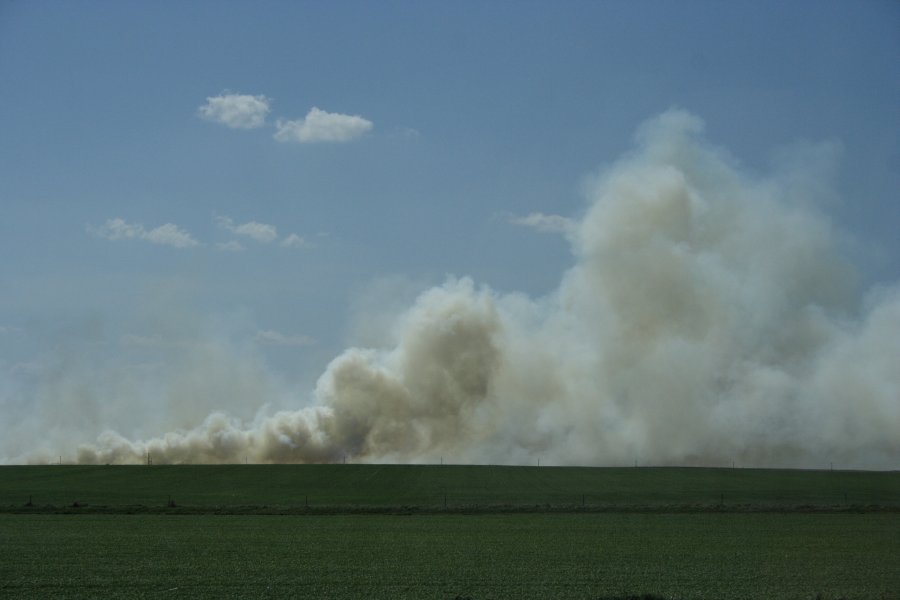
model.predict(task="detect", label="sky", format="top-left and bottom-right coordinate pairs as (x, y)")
top-left (1, 1), bottom-right (898, 466)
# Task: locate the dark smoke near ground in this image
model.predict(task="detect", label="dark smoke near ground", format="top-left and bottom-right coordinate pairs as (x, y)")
top-left (19, 111), bottom-right (900, 467)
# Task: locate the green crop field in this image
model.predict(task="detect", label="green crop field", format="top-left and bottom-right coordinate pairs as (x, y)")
top-left (2, 464), bottom-right (898, 512)
top-left (1, 465), bottom-right (898, 599)
top-left (2, 513), bottom-right (898, 599)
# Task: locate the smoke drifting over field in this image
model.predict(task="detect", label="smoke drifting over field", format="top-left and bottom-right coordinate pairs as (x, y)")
top-left (17, 111), bottom-right (900, 467)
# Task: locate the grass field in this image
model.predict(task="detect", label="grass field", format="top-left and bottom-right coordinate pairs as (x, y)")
top-left (2, 465), bottom-right (898, 599)
top-left (2, 464), bottom-right (898, 512)
top-left (2, 513), bottom-right (898, 599)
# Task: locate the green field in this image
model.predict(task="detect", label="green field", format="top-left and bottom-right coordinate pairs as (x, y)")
top-left (2, 466), bottom-right (898, 599)
top-left (2, 464), bottom-right (898, 512)
top-left (2, 513), bottom-right (898, 599)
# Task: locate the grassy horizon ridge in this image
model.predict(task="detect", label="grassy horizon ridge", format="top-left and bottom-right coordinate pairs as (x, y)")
top-left (2, 464), bottom-right (898, 514)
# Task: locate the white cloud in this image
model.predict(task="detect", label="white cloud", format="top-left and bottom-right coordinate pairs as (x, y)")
top-left (274, 107), bottom-right (373, 143)
top-left (143, 223), bottom-right (202, 248)
top-left (214, 215), bottom-right (311, 250)
top-left (89, 218), bottom-right (143, 241)
top-left (198, 93), bottom-right (271, 129)
top-left (215, 215), bottom-right (278, 243)
top-left (255, 330), bottom-right (316, 347)
top-left (233, 221), bottom-right (278, 243)
top-left (88, 218), bottom-right (200, 249)
top-left (216, 240), bottom-right (246, 252)
top-left (509, 212), bottom-right (576, 235)
top-left (280, 233), bottom-right (309, 248)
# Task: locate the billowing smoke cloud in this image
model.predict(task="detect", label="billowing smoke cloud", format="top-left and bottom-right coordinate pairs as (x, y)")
top-left (22, 110), bottom-right (900, 467)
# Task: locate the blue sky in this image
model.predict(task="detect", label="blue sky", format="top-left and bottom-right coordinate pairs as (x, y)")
top-left (1, 1), bottom-right (898, 463)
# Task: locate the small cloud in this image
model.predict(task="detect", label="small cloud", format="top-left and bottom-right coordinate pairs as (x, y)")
top-left (255, 330), bottom-right (316, 347)
top-left (198, 93), bottom-right (271, 129)
top-left (0, 325), bottom-right (21, 336)
top-left (88, 218), bottom-right (200, 249)
top-left (143, 223), bottom-right (202, 248)
top-left (274, 107), bottom-right (373, 143)
top-left (388, 126), bottom-right (421, 140)
top-left (216, 240), bottom-right (246, 252)
top-left (508, 212), bottom-right (576, 235)
top-left (233, 221), bottom-right (278, 243)
top-left (88, 218), bottom-right (142, 241)
top-left (215, 215), bottom-right (278, 243)
top-left (280, 233), bottom-right (310, 248)
top-left (214, 215), bottom-right (233, 228)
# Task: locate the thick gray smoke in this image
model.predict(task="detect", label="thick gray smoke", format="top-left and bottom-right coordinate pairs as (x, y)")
top-left (36, 111), bottom-right (900, 467)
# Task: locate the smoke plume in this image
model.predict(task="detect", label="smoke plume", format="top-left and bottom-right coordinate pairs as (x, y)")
top-left (20, 110), bottom-right (900, 467)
